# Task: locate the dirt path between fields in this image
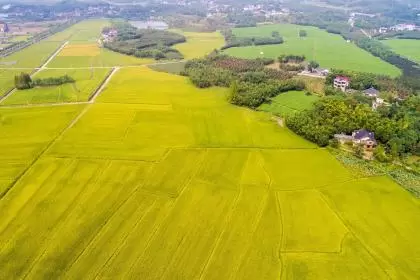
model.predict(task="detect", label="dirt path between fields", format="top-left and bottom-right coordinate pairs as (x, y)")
top-left (89, 67), bottom-right (120, 102)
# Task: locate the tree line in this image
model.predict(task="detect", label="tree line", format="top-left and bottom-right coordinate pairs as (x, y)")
top-left (15, 73), bottom-right (75, 90)
top-left (220, 29), bottom-right (284, 50)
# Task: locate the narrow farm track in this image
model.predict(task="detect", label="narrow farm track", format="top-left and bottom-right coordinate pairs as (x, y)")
top-left (89, 67), bottom-right (120, 102)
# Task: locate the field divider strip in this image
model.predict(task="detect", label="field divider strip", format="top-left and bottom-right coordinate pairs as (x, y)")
top-left (275, 191), bottom-right (285, 280)
top-left (21, 160), bottom-right (107, 279)
top-left (62, 163), bottom-right (156, 276)
top-left (88, 67), bottom-right (119, 102)
top-left (316, 189), bottom-right (393, 279)
top-left (92, 199), bottom-right (160, 279)
top-left (0, 104), bottom-right (89, 200)
top-left (124, 148), bottom-right (209, 277)
top-left (198, 188), bottom-right (243, 280)
top-left (228, 190), bottom-right (271, 280)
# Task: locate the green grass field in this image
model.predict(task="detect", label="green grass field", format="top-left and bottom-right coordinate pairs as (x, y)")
top-left (0, 44), bottom-right (419, 278)
top-left (383, 39), bottom-right (420, 64)
top-left (2, 68), bottom-right (111, 105)
top-left (224, 24), bottom-right (401, 77)
top-left (258, 90), bottom-right (319, 116)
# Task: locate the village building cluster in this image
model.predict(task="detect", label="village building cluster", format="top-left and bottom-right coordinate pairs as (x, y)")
top-left (332, 76), bottom-right (389, 111)
top-left (375, 23), bottom-right (419, 34)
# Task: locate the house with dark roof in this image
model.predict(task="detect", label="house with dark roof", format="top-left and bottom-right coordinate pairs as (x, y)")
top-left (352, 129), bottom-right (377, 150)
top-left (363, 87), bottom-right (379, 98)
top-left (334, 129), bottom-right (377, 150)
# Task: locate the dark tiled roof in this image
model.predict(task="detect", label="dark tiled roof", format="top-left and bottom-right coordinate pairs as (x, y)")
top-left (353, 129), bottom-right (375, 140)
top-left (363, 87), bottom-right (379, 95)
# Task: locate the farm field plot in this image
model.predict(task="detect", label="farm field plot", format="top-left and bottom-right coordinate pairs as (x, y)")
top-left (383, 39), bottom-right (420, 64)
top-left (0, 41), bottom-right (62, 69)
top-left (45, 19), bottom-right (110, 43)
top-left (47, 44), bottom-right (154, 67)
top-left (171, 30), bottom-right (225, 59)
top-left (0, 69), bottom-right (22, 97)
top-left (224, 24), bottom-right (401, 77)
top-left (258, 90), bottom-right (319, 116)
top-left (1, 65), bottom-right (419, 279)
top-left (0, 105), bottom-right (84, 195)
top-left (2, 68), bottom-right (111, 105)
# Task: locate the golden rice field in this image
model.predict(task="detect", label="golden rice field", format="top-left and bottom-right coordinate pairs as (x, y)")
top-left (172, 30), bottom-right (225, 59)
top-left (1, 66), bottom-right (419, 279)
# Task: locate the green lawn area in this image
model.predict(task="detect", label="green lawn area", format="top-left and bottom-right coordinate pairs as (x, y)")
top-left (382, 39), bottom-right (420, 64)
top-left (258, 90), bottom-right (319, 116)
top-left (224, 24), bottom-right (401, 77)
top-left (2, 68), bottom-right (111, 105)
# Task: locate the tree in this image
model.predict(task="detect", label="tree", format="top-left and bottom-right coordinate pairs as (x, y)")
top-left (228, 80), bottom-right (238, 103)
top-left (299, 30), bottom-right (307, 37)
top-left (308, 61), bottom-right (320, 72)
top-left (14, 72), bottom-right (32, 89)
top-left (373, 144), bottom-right (389, 162)
top-left (329, 138), bottom-right (340, 148)
top-left (271, 31), bottom-right (280, 38)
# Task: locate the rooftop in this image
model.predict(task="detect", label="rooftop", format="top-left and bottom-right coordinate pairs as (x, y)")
top-left (352, 129), bottom-right (375, 141)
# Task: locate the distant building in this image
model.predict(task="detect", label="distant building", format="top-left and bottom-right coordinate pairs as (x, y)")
top-left (378, 27), bottom-right (388, 34)
top-left (363, 87), bottom-right (380, 98)
top-left (391, 23), bottom-right (417, 31)
top-left (0, 21), bottom-right (9, 33)
top-left (372, 97), bottom-right (388, 110)
top-left (334, 129), bottom-right (377, 150)
top-left (333, 76), bottom-right (350, 92)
